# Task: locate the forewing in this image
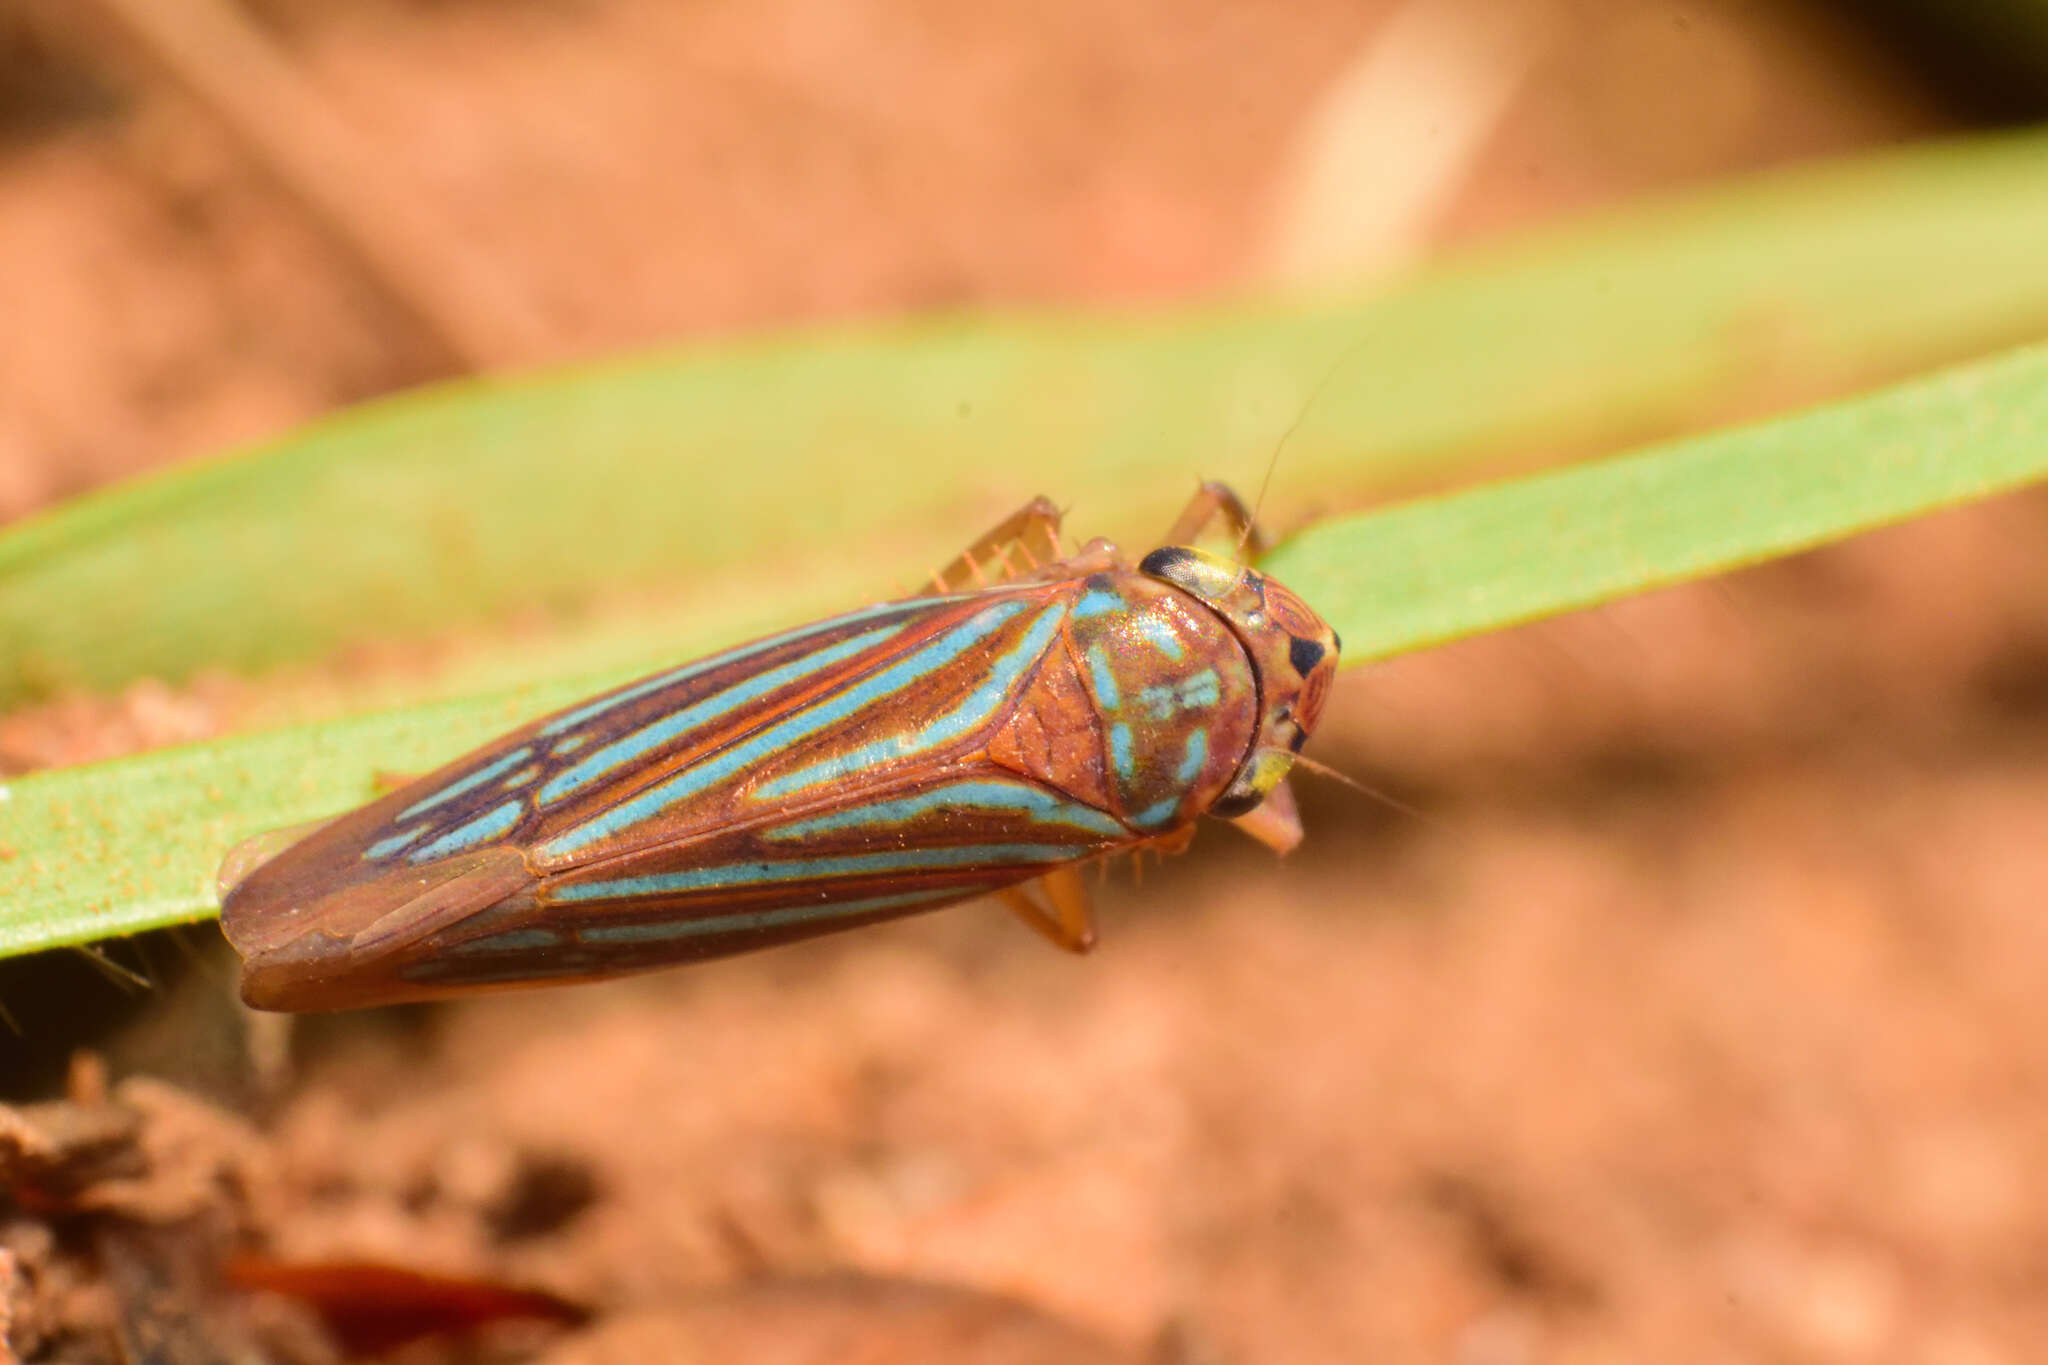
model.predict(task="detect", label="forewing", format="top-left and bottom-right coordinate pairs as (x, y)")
top-left (406, 767), bottom-right (1136, 991)
top-left (224, 592), bottom-right (985, 1007)
top-left (224, 585), bottom-right (1120, 1007)
top-left (525, 587), bottom-right (1078, 869)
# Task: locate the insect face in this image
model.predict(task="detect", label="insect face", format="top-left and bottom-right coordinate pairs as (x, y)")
top-left (1136, 545), bottom-right (1341, 817)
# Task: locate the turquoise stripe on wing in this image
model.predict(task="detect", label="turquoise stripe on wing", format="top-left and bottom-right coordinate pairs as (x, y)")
top-left (762, 777), bottom-right (1128, 842)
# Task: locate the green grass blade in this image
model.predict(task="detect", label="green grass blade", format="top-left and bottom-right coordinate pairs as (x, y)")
top-left (1271, 343), bottom-right (2048, 657)
top-left (8, 129), bottom-right (2048, 708)
top-left (5, 341), bottom-right (2046, 957)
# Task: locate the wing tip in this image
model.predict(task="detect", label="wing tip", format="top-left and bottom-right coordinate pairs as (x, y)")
top-left (227, 846), bottom-right (535, 1013)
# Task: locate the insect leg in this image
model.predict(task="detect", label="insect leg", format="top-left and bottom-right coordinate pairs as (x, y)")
top-left (924, 496), bottom-right (1066, 594)
top-left (1161, 481), bottom-right (1272, 558)
top-left (998, 865), bottom-right (1096, 953)
top-left (1225, 778), bottom-right (1304, 854)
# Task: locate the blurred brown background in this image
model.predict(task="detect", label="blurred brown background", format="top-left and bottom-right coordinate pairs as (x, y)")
top-left (5, 1), bottom-right (2048, 1362)
top-left (0, 0), bottom-right (1970, 521)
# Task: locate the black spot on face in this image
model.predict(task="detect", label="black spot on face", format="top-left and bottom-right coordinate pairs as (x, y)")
top-left (1288, 636), bottom-right (1325, 677)
top-left (1084, 571), bottom-right (1117, 592)
top-left (1331, 631), bottom-right (1342, 654)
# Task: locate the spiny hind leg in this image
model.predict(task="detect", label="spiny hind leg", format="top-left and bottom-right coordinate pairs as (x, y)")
top-left (999, 865), bottom-right (1096, 953)
top-left (1161, 481), bottom-right (1271, 558)
top-left (926, 496), bottom-right (1066, 593)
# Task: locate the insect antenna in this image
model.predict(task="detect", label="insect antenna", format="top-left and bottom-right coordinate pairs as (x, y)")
top-left (1237, 332), bottom-right (1381, 562)
top-left (1289, 752), bottom-right (1447, 832)
top-left (0, 994), bottom-right (21, 1038)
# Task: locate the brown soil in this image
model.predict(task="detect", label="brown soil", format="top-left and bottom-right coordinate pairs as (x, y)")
top-left (9, 3), bottom-right (2047, 1363)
